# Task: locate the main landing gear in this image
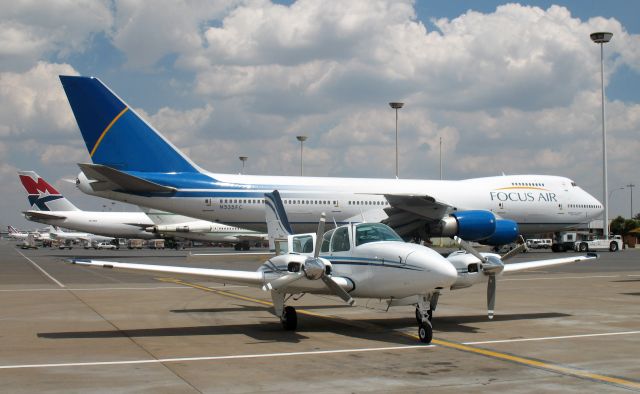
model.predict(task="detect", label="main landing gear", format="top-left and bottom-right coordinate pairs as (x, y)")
top-left (415, 292), bottom-right (439, 344)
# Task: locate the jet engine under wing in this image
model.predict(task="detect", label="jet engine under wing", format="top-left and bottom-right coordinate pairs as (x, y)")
top-left (23, 210), bottom-right (67, 221)
top-left (502, 253), bottom-right (598, 273)
top-left (69, 259), bottom-right (264, 286)
top-left (382, 194), bottom-right (452, 236)
top-left (78, 163), bottom-right (176, 193)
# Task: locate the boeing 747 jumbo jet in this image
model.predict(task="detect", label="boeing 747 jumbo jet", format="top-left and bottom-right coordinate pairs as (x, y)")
top-left (60, 76), bottom-right (604, 246)
top-left (19, 171), bottom-right (266, 248)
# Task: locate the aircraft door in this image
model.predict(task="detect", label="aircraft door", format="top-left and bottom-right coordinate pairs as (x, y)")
top-left (329, 226), bottom-right (352, 276)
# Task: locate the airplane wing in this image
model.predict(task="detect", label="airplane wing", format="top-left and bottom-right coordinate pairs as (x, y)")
top-left (78, 163), bottom-right (176, 194)
top-left (503, 253), bottom-right (597, 273)
top-left (382, 194), bottom-right (452, 236)
top-left (69, 259), bottom-right (264, 286)
top-left (23, 211), bottom-right (67, 221)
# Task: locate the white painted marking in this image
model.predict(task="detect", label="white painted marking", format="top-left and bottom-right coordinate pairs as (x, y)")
top-left (503, 275), bottom-right (619, 281)
top-left (0, 344), bottom-right (433, 370)
top-left (16, 250), bottom-right (65, 288)
top-left (464, 330), bottom-right (640, 345)
top-left (0, 286), bottom-right (188, 292)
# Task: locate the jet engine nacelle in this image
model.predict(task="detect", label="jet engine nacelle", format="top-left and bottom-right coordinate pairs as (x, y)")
top-left (440, 210), bottom-right (496, 241)
top-left (480, 219), bottom-right (519, 246)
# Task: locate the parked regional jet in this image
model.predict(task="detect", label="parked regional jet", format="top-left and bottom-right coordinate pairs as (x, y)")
top-left (60, 76), bottom-right (604, 247)
top-left (7, 226), bottom-right (29, 240)
top-left (71, 191), bottom-right (597, 343)
top-left (19, 171), bottom-right (266, 248)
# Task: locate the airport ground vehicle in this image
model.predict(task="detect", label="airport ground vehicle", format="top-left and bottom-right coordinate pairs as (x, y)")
top-left (527, 239), bottom-right (552, 249)
top-left (552, 232), bottom-right (579, 252)
top-left (95, 242), bottom-right (117, 250)
top-left (127, 239), bottom-right (143, 249)
top-left (575, 235), bottom-right (623, 252)
top-left (148, 239), bottom-right (165, 249)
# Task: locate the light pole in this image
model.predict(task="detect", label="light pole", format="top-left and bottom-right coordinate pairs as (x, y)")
top-left (239, 156), bottom-right (248, 174)
top-left (389, 102), bottom-right (404, 178)
top-left (609, 186), bottom-right (624, 201)
top-left (296, 136), bottom-right (307, 176)
top-left (628, 184), bottom-right (635, 218)
top-left (591, 31), bottom-right (613, 238)
top-left (439, 136), bottom-right (443, 180)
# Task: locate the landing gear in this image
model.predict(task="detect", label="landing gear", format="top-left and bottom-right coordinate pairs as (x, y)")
top-left (280, 306), bottom-right (297, 330)
top-left (418, 320), bottom-right (433, 343)
top-left (415, 293), bottom-right (439, 344)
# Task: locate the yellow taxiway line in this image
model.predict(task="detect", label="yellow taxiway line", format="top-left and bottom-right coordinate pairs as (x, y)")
top-left (159, 277), bottom-right (640, 391)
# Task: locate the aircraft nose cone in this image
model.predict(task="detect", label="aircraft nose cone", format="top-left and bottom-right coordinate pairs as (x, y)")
top-left (406, 249), bottom-right (458, 289)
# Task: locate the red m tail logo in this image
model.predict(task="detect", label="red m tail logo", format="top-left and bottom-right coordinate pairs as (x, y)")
top-left (19, 175), bottom-right (60, 195)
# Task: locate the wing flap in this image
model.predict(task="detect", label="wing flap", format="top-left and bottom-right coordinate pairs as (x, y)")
top-left (69, 259), bottom-right (264, 286)
top-left (503, 254), bottom-right (597, 272)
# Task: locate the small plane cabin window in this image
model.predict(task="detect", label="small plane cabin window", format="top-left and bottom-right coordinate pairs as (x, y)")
top-left (331, 227), bottom-right (350, 252)
top-left (321, 229), bottom-right (335, 253)
top-left (355, 223), bottom-right (402, 246)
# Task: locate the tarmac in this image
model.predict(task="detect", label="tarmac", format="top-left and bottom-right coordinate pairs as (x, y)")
top-left (0, 239), bottom-right (638, 393)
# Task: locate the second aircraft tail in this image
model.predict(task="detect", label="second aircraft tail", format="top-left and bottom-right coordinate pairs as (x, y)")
top-left (18, 171), bottom-right (79, 212)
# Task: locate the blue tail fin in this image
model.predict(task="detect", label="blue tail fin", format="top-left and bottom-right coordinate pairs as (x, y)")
top-left (59, 76), bottom-right (198, 173)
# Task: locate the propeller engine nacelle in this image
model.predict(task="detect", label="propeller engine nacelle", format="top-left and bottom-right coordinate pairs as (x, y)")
top-left (480, 219), bottom-right (519, 246)
top-left (440, 210), bottom-right (496, 241)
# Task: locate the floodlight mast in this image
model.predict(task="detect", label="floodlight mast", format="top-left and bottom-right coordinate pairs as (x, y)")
top-left (590, 31), bottom-right (612, 238)
top-left (389, 102), bottom-right (404, 179)
top-left (296, 136), bottom-right (307, 176)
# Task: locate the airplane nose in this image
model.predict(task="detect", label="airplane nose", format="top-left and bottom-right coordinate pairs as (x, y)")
top-left (434, 260), bottom-right (458, 288)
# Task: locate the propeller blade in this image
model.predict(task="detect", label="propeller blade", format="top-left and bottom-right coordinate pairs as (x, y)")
top-left (313, 213), bottom-right (326, 259)
top-left (454, 236), bottom-right (488, 264)
top-left (487, 275), bottom-right (496, 319)
top-left (262, 272), bottom-right (304, 291)
top-left (501, 235), bottom-right (528, 261)
top-left (321, 275), bottom-right (355, 305)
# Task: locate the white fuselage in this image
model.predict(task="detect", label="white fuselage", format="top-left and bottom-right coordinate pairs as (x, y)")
top-left (78, 172), bottom-right (603, 235)
top-left (26, 211), bottom-right (155, 239)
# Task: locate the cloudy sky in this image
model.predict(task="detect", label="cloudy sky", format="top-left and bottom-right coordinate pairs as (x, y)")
top-left (1, 0), bottom-right (639, 230)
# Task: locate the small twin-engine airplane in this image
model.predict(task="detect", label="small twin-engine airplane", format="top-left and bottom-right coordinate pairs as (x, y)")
top-left (70, 192), bottom-right (597, 343)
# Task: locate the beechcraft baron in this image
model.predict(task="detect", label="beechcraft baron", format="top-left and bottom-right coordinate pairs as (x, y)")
top-left (60, 75), bottom-right (603, 247)
top-left (71, 191), bottom-right (598, 343)
top-left (19, 171), bottom-right (266, 248)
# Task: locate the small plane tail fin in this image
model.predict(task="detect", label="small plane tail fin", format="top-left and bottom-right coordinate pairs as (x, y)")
top-left (59, 75), bottom-right (200, 173)
top-left (18, 171), bottom-right (79, 211)
top-left (264, 190), bottom-right (293, 252)
top-left (8, 225), bottom-right (19, 234)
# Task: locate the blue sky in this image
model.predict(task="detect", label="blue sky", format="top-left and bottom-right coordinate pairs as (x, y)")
top-left (1, 0), bottom-right (639, 229)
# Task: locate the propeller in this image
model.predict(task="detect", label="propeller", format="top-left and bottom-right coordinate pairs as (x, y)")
top-left (454, 236), bottom-right (512, 319)
top-left (263, 213), bottom-right (354, 305)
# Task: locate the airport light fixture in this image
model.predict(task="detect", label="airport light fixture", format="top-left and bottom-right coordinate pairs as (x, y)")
top-left (628, 183), bottom-right (635, 218)
top-left (296, 136), bottom-right (307, 176)
top-left (389, 102), bottom-right (404, 179)
top-left (609, 186), bottom-right (624, 200)
top-left (590, 31), bottom-right (613, 238)
top-left (239, 156), bottom-right (248, 174)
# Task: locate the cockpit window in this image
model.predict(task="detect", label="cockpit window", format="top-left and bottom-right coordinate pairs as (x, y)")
top-left (330, 227), bottom-right (350, 252)
top-left (321, 229), bottom-right (334, 253)
top-left (355, 223), bottom-right (403, 246)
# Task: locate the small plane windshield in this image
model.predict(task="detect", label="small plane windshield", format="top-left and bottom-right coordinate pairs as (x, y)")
top-left (355, 223), bottom-right (402, 246)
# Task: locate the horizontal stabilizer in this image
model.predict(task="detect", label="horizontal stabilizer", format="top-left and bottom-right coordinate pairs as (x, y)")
top-left (78, 163), bottom-right (176, 194)
top-left (23, 211), bottom-right (67, 221)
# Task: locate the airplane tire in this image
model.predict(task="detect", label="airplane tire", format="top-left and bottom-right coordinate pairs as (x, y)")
top-left (281, 306), bottom-right (297, 331)
top-left (418, 321), bottom-right (432, 344)
top-left (610, 242), bottom-right (618, 252)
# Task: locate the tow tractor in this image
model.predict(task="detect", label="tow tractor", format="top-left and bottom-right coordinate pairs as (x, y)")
top-left (574, 235), bottom-right (623, 252)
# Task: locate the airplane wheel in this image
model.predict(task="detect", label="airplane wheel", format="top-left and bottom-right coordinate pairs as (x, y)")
top-left (418, 321), bottom-right (432, 344)
top-left (281, 306), bottom-right (297, 331)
